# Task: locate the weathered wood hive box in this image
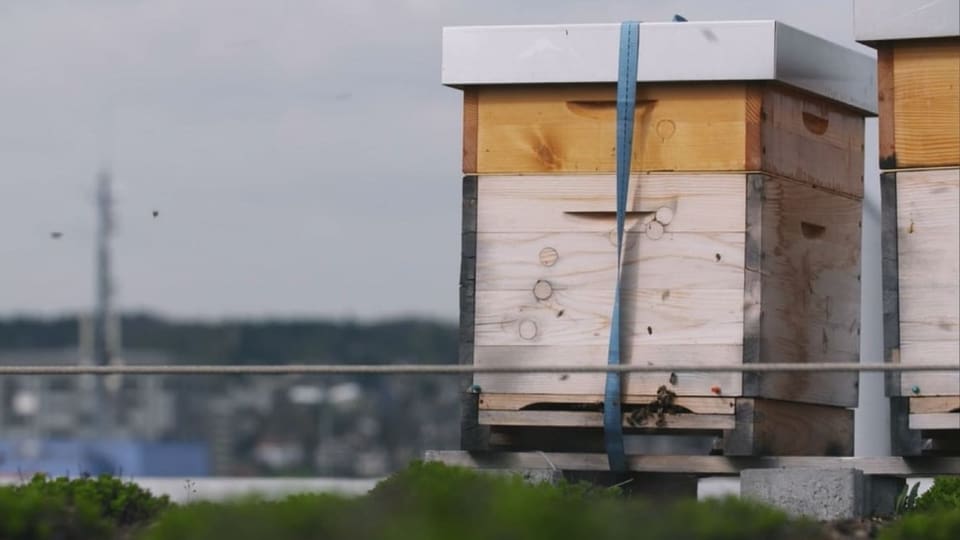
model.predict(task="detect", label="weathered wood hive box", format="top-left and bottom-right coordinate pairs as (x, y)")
top-left (445, 21), bottom-right (877, 456)
top-left (856, 0), bottom-right (960, 453)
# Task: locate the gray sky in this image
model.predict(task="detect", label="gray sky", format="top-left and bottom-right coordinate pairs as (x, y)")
top-left (0, 0), bottom-right (875, 320)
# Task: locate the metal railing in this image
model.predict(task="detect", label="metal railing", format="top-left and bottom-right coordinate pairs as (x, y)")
top-left (0, 362), bottom-right (955, 375)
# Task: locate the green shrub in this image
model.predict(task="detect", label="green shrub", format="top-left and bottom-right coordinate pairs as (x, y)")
top-left (914, 476), bottom-right (960, 512)
top-left (0, 483), bottom-right (109, 540)
top-left (880, 508), bottom-right (960, 540)
top-left (137, 494), bottom-right (352, 540)
top-left (0, 474), bottom-right (171, 540)
top-left (653, 497), bottom-right (821, 540)
top-left (25, 474), bottom-right (171, 527)
top-left (141, 461), bottom-right (827, 540)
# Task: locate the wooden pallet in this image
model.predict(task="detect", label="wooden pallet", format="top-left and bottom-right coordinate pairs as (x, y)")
top-left (462, 390), bottom-right (854, 457)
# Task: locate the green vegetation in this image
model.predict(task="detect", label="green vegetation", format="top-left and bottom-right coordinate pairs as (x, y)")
top-left (0, 474), bottom-right (170, 539)
top-left (914, 476), bottom-right (960, 513)
top-left (885, 476), bottom-right (960, 539)
top-left (880, 508), bottom-right (960, 540)
top-left (898, 476), bottom-right (960, 515)
top-left (2, 464), bottom-right (959, 540)
top-left (143, 462), bottom-right (824, 540)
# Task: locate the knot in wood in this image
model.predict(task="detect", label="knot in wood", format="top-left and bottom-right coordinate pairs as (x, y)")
top-left (538, 247), bottom-right (559, 266)
top-left (518, 319), bottom-right (539, 341)
top-left (533, 280), bottom-right (554, 300)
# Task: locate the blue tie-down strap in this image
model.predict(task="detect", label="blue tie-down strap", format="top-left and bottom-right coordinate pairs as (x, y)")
top-left (604, 21), bottom-right (639, 472)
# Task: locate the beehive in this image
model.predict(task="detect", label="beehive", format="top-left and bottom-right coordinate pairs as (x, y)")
top-left (856, 0), bottom-right (960, 454)
top-left (446, 21), bottom-right (877, 456)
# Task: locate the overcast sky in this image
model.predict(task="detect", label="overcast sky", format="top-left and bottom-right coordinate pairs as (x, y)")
top-left (0, 0), bottom-right (876, 321)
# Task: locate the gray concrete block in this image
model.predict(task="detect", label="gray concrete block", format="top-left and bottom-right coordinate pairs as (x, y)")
top-left (741, 468), bottom-right (905, 520)
top-left (742, 468), bottom-right (864, 520)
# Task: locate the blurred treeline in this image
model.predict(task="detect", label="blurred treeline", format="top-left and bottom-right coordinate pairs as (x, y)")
top-left (0, 315), bottom-right (457, 365)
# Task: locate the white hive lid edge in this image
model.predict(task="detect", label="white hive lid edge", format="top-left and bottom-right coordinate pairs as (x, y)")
top-left (442, 20), bottom-right (877, 115)
top-left (854, 0), bottom-right (960, 42)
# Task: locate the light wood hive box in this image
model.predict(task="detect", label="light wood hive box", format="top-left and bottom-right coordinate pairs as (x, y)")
top-left (856, 0), bottom-right (960, 454)
top-left (446, 21), bottom-right (877, 456)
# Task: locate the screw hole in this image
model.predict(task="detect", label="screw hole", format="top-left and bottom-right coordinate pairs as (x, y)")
top-left (647, 326), bottom-right (653, 335)
top-left (715, 253), bottom-right (722, 262)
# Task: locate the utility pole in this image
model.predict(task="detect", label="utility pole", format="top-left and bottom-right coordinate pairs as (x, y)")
top-left (91, 167), bottom-right (117, 437)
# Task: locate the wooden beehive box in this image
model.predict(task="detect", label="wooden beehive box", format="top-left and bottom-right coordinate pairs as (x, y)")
top-left (856, 0), bottom-right (960, 454)
top-left (445, 21), bottom-right (877, 456)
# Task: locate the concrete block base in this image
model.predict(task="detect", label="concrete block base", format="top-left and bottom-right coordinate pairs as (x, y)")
top-left (741, 468), bottom-right (904, 520)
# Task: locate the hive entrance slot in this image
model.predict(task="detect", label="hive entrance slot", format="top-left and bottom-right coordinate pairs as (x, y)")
top-left (800, 221), bottom-right (827, 239)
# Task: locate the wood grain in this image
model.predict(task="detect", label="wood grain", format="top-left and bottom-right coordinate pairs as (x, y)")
top-left (476, 231), bottom-right (745, 291)
top-left (475, 288), bottom-right (743, 346)
top-left (899, 287), bottom-right (960, 342)
top-left (477, 393), bottom-right (735, 414)
top-left (469, 83), bottom-right (865, 196)
top-left (759, 85), bottom-right (865, 198)
top-left (891, 39), bottom-right (960, 168)
top-left (895, 169), bottom-right (960, 400)
top-left (476, 174), bottom-right (746, 233)
top-left (755, 177), bottom-right (862, 407)
top-left (910, 396), bottom-right (960, 414)
top-left (744, 86), bottom-right (763, 170)
top-left (463, 89), bottom-right (479, 173)
top-left (473, 344), bottom-right (743, 397)
top-left (909, 413), bottom-right (960, 431)
top-left (474, 83), bottom-right (748, 173)
top-left (900, 341), bottom-right (960, 397)
top-left (896, 169), bottom-right (960, 308)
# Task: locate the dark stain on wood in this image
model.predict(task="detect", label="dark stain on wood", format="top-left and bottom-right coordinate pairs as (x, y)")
top-left (531, 131), bottom-right (562, 170)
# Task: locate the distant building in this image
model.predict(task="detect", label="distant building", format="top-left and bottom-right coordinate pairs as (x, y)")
top-left (0, 348), bottom-right (176, 441)
top-left (0, 347), bottom-right (209, 476)
top-left (0, 439), bottom-right (208, 478)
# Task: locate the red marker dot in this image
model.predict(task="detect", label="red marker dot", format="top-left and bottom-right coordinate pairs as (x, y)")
top-left (710, 386), bottom-right (722, 395)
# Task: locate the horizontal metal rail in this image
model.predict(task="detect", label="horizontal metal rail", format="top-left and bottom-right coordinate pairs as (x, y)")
top-left (0, 362), bottom-right (955, 375)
